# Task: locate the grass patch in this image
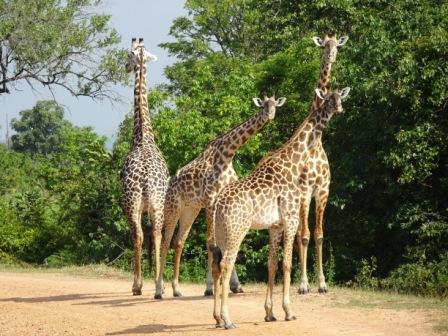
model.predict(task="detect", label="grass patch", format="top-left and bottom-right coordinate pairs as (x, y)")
top-left (0, 262), bottom-right (132, 280)
top-left (330, 287), bottom-right (448, 334)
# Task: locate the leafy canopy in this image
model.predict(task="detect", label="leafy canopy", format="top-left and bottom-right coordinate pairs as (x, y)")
top-left (0, 0), bottom-right (128, 99)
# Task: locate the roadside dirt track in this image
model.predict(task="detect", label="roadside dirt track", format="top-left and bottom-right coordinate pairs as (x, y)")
top-left (0, 271), bottom-right (442, 336)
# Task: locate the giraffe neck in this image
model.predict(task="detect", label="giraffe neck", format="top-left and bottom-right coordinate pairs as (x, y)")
top-left (282, 102), bottom-right (333, 166)
top-left (213, 108), bottom-right (271, 162)
top-left (132, 51), bottom-right (154, 147)
top-left (312, 56), bottom-right (332, 111)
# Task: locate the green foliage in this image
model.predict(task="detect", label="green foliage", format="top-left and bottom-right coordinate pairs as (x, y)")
top-left (11, 101), bottom-right (67, 155)
top-left (155, 0), bottom-right (448, 294)
top-left (1, 0), bottom-right (447, 298)
top-left (0, 0), bottom-right (128, 98)
top-left (381, 256), bottom-right (448, 298)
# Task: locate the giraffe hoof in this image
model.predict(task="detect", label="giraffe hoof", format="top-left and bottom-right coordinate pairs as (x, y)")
top-left (224, 322), bottom-right (236, 329)
top-left (230, 286), bottom-right (244, 294)
top-left (173, 290), bottom-right (183, 297)
top-left (285, 315), bottom-right (297, 321)
top-left (215, 322), bottom-right (224, 328)
top-left (204, 289), bottom-right (214, 296)
top-left (132, 289), bottom-right (142, 296)
top-left (298, 286), bottom-right (310, 295)
top-left (154, 294), bottom-right (163, 300)
top-left (264, 316), bottom-right (277, 322)
top-left (318, 286), bottom-right (328, 294)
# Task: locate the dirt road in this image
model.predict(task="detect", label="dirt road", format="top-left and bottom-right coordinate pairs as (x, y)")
top-left (0, 271), bottom-right (443, 336)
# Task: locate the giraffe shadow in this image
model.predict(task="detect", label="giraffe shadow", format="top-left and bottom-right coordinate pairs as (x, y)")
top-left (0, 292), bottom-right (125, 303)
top-left (106, 321), bottom-right (257, 335)
top-left (0, 292), bottom-right (207, 308)
top-left (73, 294), bottom-right (209, 308)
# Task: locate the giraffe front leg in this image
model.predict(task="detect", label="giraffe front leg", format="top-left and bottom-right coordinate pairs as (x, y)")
top-left (265, 228), bottom-right (282, 322)
top-left (298, 197), bottom-right (311, 294)
top-left (282, 224), bottom-right (298, 321)
top-left (315, 193), bottom-right (328, 293)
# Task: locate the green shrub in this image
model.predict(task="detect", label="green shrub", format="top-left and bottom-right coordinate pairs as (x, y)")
top-left (381, 256), bottom-right (448, 298)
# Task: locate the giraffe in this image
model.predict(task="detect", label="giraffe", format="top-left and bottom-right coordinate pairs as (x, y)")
top-left (155, 96), bottom-right (286, 299)
top-left (121, 38), bottom-right (169, 296)
top-left (297, 33), bottom-right (348, 294)
top-left (211, 87), bottom-right (350, 329)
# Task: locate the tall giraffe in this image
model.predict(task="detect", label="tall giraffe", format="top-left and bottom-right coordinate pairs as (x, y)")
top-left (155, 96), bottom-right (286, 299)
top-left (297, 33), bottom-right (348, 294)
top-left (211, 88), bottom-right (350, 329)
top-left (121, 38), bottom-right (169, 295)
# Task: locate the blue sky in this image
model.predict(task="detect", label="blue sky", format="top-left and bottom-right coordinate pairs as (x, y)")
top-left (0, 0), bottom-right (186, 142)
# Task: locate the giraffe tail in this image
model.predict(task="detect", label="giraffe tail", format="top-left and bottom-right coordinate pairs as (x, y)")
top-left (211, 245), bottom-right (223, 273)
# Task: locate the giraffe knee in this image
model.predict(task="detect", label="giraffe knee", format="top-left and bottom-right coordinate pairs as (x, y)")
top-left (283, 261), bottom-right (292, 273)
top-left (301, 237), bottom-right (309, 246)
top-left (174, 238), bottom-right (184, 250)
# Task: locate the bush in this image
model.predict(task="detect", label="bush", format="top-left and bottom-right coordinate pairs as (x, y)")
top-left (381, 256), bottom-right (448, 298)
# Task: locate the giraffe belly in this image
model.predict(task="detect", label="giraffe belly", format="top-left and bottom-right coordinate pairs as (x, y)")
top-left (251, 206), bottom-right (281, 230)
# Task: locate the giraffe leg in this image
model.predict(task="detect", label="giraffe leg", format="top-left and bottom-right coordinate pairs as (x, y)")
top-left (172, 206), bottom-right (200, 297)
top-left (152, 208), bottom-right (164, 299)
top-left (264, 228), bottom-right (282, 322)
top-left (205, 204), bottom-right (243, 296)
top-left (282, 228), bottom-right (298, 321)
top-left (230, 268), bottom-right (243, 294)
top-left (129, 209), bottom-right (143, 295)
top-left (298, 197), bottom-right (311, 294)
top-left (219, 225), bottom-right (249, 330)
top-left (155, 199), bottom-right (180, 299)
top-left (220, 253), bottom-right (237, 329)
top-left (315, 193), bottom-right (329, 293)
top-left (205, 205), bottom-right (216, 296)
top-left (212, 247), bottom-right (224, 328)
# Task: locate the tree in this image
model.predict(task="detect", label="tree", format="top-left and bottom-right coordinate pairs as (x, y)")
top-left (11, 100), bottom-right (68, 155)
top-left (158, 0), bottom-right (448, 293)
top-left (0, 0), bottom-right (127, 99)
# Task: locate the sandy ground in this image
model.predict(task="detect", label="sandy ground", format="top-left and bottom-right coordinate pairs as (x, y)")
top-left (0, 271), bottom-right (442, 336)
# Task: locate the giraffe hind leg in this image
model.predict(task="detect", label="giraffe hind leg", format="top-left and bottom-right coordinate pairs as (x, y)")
top-left (172, 206), bottom-right (200, 297)
top-left (126, 202), bottom-right (144, 295)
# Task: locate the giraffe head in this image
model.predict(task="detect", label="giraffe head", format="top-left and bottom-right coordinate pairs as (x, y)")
top-left (125, 37), bottom-right (158, 73)
top-left (252, 96), bottom-right (286, 120)
top-left (312, 33), bottom-right (348, 63)
top-left (315, 87), bottom-right (350, 114)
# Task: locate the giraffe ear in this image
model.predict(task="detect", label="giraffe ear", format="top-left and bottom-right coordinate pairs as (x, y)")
top-left (337, 36), bottom-right (349, 47)
top-left (253, 97), bottom-right (263, 107)
top-left (340, 87), bottom-right (351, 99)
top-left (144, 50), bottom-right (158, 62)
top-left (312, 36), bottom-right (324, 47)
top-left (315, 88), bottom-right (326, 100)
top-left (275, 97), bottom-right (286, 107)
